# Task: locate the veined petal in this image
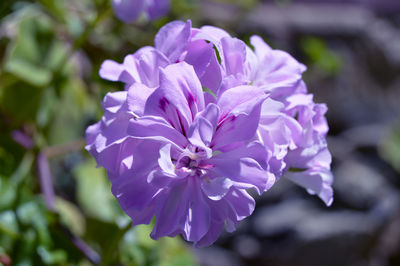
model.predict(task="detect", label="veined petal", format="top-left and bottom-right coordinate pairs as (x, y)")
top-left (144, 62), bottom-right (205, 134)
top-left (213, 91), bottom-right (266, 149)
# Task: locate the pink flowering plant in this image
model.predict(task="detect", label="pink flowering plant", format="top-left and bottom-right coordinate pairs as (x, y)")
top-left (86, 20), bottom-right (333, 247)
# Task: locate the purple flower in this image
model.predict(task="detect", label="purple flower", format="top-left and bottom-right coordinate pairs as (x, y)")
top-left (87, 20), bottom-right (334, 246)
top-left (88, 62), bottom-right (275, 246)
top-left (112, 0), bottom-right (169, 23)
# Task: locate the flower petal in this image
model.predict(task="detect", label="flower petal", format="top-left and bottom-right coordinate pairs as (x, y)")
top-left (126, 83), bottom-right (155, 116)
top-left (285, 167), bottom-right (333, 206)
top-left (155, 20), bottom-right (192, 63)
top-left (217, 85), bottom-right (265, 119)
top-left (144, 62), bottom-right (205, 134)
top-left (128, 115), bottom-right (188, 148)
top-left (99, 60), bottom-right (125, 82)
top-left (187, 104), bottom-right (220, 148)
top-left (201, 177), bottom-right (233, 201)
top-left (208, 157), bottom-right (272, 194)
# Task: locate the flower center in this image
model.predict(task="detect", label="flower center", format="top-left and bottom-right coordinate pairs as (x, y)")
top-left (174, 145), bottom-right (212, 177)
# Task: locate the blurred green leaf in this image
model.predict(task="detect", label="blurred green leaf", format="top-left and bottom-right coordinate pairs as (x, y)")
top-left (0, 210), bottom-right (19, 239)
top-left (379, 123), bottom-right (400, 173)
top-left (10, 152), bottom-right (34, 185)
top-left (73, 158), bottom-right (119, 222)
top-left (0, 146), bottom-right (16, 177)
top-left (36, 87), bottom-right (56, 128)
top-left (17, 200), bottom-right (52, 246)
top-left (0, 178), bottom-right (17, 210)
top-left (37, 0), bottom-right (66, 22)
top-left (55, 197), bottom-right (86, 237)
top-left (37, 246), bottom-right (67, 265)
top-left (47, 77), bottom-right (94, 144)
top-left (0, 0), bottom-right (14, 19)
top-left (300, 37), bottom-right (341, 76)
top-left (84, 217), bottom-right (123, 263)
top-left (4, 58), bottom-right (52, 87)
top-left (120, 228), bottom-right (147, 265)
top-left (159, 237), bottom-right (197, 266)
top-left (0, 83), bottom-right (43, 126)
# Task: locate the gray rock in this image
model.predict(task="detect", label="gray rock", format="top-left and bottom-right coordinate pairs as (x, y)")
top-left (334, 158), bottom-right (391, 209)
top-left (194, 246), bottom-right (243, 266)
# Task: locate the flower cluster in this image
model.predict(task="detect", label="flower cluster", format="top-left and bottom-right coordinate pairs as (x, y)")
top-left (86, 20), bottom-right (333, 247)
top-left (112, 0), bottom-right (169, 23)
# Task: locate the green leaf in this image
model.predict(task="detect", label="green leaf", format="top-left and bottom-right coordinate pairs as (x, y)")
top-left (0, 178), bottom-right (17, 210)
top-left (4, 58), bottom-right (52, 87)
top-left (379, 123), bottom-right (400, 173)
top-left (37, 246), bottom-right (67, 265)
top-left (300, 37), bottom-right (341, 76)
top-left (84, 217), bottom-right (123, 262)
top-left (17, 200), bottom-right (52, 246)
top-left (159, 237), bottom-right (197, 266)
top-left (0, 210), bottom-right (19, 239)
top-left (55, 197), bottom-right (86, 237)
top-left (1, 83), bottom-right (43, 126)
top-left (73, 158), bottom-right (120, 222)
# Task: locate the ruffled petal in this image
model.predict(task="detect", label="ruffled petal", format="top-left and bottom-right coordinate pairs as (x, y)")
top-left (144, 62), bottom-right (205, 134)
top-left (285, 167), bottom-right (333, 206)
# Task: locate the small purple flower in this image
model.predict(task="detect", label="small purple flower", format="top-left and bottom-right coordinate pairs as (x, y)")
top-left (112, 0), bottom-right (170, 23)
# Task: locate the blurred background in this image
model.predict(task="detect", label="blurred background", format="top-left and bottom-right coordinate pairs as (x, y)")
top-left (0, 0), bottom-right (400, 265)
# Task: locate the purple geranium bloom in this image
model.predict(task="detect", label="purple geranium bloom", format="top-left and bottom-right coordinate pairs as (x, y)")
top-left (88, 62), bottom-right (275, 246)
top-left (87, 20), bottom-right (334, 247)
top-left (112, 0), bottom-right (169, 23)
